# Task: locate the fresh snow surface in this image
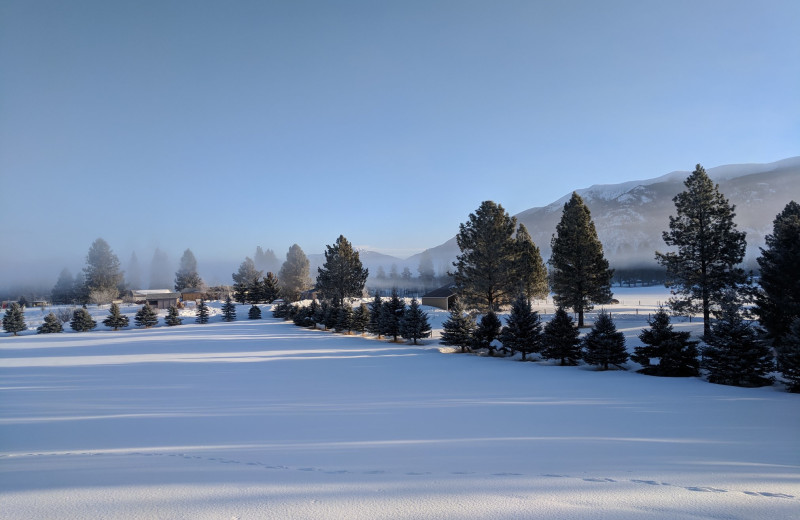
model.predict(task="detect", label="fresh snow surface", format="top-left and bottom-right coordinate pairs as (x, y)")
top-left (1, 289), bottom-right (799, 520)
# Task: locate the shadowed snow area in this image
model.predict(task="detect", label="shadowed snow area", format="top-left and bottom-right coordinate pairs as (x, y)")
top-left (1, 291), bottom-right (799, 519)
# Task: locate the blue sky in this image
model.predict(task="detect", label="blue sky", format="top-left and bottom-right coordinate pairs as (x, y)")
top-left (1, 0), bottom-right (799, 287)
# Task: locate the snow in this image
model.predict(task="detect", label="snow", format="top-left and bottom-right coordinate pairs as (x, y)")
top-left (2, 289), bottom-right (799, 519)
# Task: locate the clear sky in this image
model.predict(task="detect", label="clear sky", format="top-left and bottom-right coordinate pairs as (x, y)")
top-left (1, 0), bottom-right (799, 288)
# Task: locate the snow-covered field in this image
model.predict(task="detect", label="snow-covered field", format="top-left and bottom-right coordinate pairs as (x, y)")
top-left (2, 288), bottom-right (799, 519)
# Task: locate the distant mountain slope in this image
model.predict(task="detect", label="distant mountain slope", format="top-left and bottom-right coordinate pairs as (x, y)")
top-left (409, 157), bottom-right (800, 272)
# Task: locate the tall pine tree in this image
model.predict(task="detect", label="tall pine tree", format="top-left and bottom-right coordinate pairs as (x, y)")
top-left (83, 238), bottom-right (124, 300)
top-left (754, 201), bottom-right (800, 347)
top-left (582, 311), bottom-right (627, 370)
top-left (514, 224), bottom-right (549, 301)
top-left (278, 244), bottom-right (311, 302)
top-left (316, 235), bottom-right (369, 303)
top-left (542, 307), bottom-right (582, 366)
top-left (549, 193), bottom-right (613, 327)
top-left (174, 249), bottom-right (203, 292)
top-left (51, 268), bottom-right (76, 304)
top-left (656, 164), bottom-right (747, 336)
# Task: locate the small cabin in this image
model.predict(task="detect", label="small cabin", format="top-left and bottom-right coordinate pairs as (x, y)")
top-left (421, 285), bottom-right (457, 311)
top-left (131, 290), bottom-right (181, 310)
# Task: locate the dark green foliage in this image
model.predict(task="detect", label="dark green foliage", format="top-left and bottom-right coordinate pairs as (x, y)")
top-left (3, 303), bottom-right (27, 335)
top-left (514, 224), bottom-right (549, 301)
top-left (261, 272), bottom-right (281, 303)
top-left (292, 305), bottom-right (314, 327)
top-left (400, 298), bottom-right (431, 344)
top-left (542, 307), bottom-right (582, 366)
top-left (352, 303), bottom-right (370, 335)
top-left (195, 299), bottom-right (210, 324)
top-left (165, 305), bottom-right (183, 326)
top-left (102, 302), bottom-right (129, 330)
top-left (38, 312), bottom-right (63, 334)
top-left (582, 311), bottom-right (628, 370)
top-left (316, 235), bottom-right (369, 302)
top-left (632, 307), bottom-right (699, 376)
top-left (83, 238), bottom-right (123, 298)
top-left (500, 294), bottom-right (543, 360)
top-left (440, 299), bottom-right (476, 353)
top-left (278, 244), bottom-right (311, 302)
top-left (248, 305), bottom-right (262, 320)
top-left (473, 310), bottom-right (502, 355)
top-left (778, 318), bottom-right (800, 392)
top-left (702, 300), bottom-right (774, 387)
top-left (232, 257), bottom-right (263, 304)
top-left (453, 201), bottom-right (518, 311)
top-left (221, 296), bottom-right (237, 322)
top-left (315, 300), bottom-right (330, 329)
top-left (549, 193), bottom-right (613, 327)
top-left (754, 201), bottom-right (800, 347)
top-left (70, 307), bottom-right (97, 332)
top-left (271, 299), bottom-right (290, 320)
top-left (380, 289), bottom-right (405, 341)
top-left (656, 165), bottom-right (748, 337)
top-left (135, 303), bottom-right (159, 328)
top-left (367, 294), bottom-right (383, 337)
top-left (174, 249), bottom-right (203, 292)
top-left (335, 304), bottom-right (353, 333)
top-left (51, 268), bottom-right (76, 304)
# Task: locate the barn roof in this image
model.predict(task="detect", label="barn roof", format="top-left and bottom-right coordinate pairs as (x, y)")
top-left (422, 285), bottom-right (457, 298)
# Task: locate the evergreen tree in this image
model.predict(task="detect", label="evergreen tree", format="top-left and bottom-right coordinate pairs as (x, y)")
top-left (778, 318), bottom-right (800, 392)
top-left (254, 246), bottom-right (281, 274)
top-left (514, 224), bottom-right (549, 301)
top-left (70, 307), bottom-right (97, 332)
top-left (656, 164), bottom-right (748, 337)
top-left (165, 305), bottom-right (183, 326)
top-left (549, 193), bottom-right (613, 327)
top-left (306, 300), bottom-right (321, 327)
top-left (542, 307), bottom-right (582, 366)
top-left (278, 244), bottom-right (311, 301)
top-left (102, 302), bottom-right (129, 331)
top-left (702, 299), bottom-right (774, 387)
top-left (72, 271), bottom-right (89, 305)
top-left (754, 201), bottom-right (800, 347)
top-left (472, 310), bottom-right (502, 356)
top-left (352, 303), bottom-right (370, 335)
top-left (248, 305), bottom-right (262, 320)
top-left (292, 305), bottom-right (314, 327)
top-left (135, 303), bottom-right (159, 328)
top-left (417, 252), bottom-right (436, 284)
top-left (262, 272), bottom-right (281, 303)
top-left (440, 299), bottom-right (476, 353)
top-left (126, 251), bottom-right (142, 291)
top-left (323, 300), bottom-right (340, 331)
top-left (582, 311), bottom-right (628, 370)
top-left (174, 248), bottom-right (203, 292)
top-left (51, 268), bottom-right (76, 304)
top-left (232, 257), bottom-right (262, 304)
top-left (38, 312), bottom-right (63, 334)
top-left (83, 238), bottom-right (124, 299)
top-left (632, 307), bottom-right (699, 376)
top-left (367, 293), bottom-right (383, 337)
top-left (380, 289), bottom-right (405, 341)
top-left (400, 298), bottom-right (431, 344)
top-left (316, 235), bottom-right (369, 303)
top-left (2, 303), bottom-right (27, 336)
top-left (149, 247), bottom-right (172, 289)
top-left (195, 299), bottom-right (210, 324)
top-left (500, 294), bottom-right (543, 361)
top-left (221, 296), bottom-right (237, 322)
top-left (335, 304), bottom-right (353, 333)
top-left (453, 201), bottom-right (518, 311)
top-left (271, 299), bottom-right (291, 320)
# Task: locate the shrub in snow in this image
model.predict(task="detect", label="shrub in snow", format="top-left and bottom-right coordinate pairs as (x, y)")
top-left (472, 310), bottom-right (502, 356)
top-left (632, 307), bottom-right (699, 377)
top-left (351, 303), bottom-right (370, 335)
top-left (135, 303), bottom-right (159, 328)
top-left (2, 302), bottom-right (26, 336)
top-left (70, 307), bottom-right (97, 332)
top-left (440, 299), bottom-right (476, 353)
top-left (165, 305), bottom-right (183, 326)
top-left (335, 304), bottom-right (353, 333)
top-left (196, 299), bottom-right (210, 324)
top-left (37, 312), bottom-right (63, 334)
top-left (103, 302), bottom-right (129, 331)
top-left (582, 311), bottom-right (628, 370)
top-left (248, 305), bottom-right (262, 320)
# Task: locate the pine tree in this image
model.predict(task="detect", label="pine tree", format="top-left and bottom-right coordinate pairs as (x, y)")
top-left (248, 305), bottom-right (262, 320)
top-left (262, 272), bottom-right (281, 303)
top-left (149, 248), bottom-right (172, 289)
top-left (472, 310), bottom-right (502, 356)
top-left (400, 298), bottom-right (431, 344)
top-left (367, 293), bottom-right (383, 337)
top-left (102, 302), bottom-right (129, 331)
top-left (38, 312), bottom-right (63, 334)
top-left (271, 299), bottom-right (291, 320)
top-left (174, 249), bottom-right (203, 292)
top-left (279, 244), bottom-right (311, 302)
top-left (632, 307), bottom-right (699, 377)
top-left (316, 235), bottom-right (369, 303)
top-left (83, 238), bottom-right (124, 300)
top-left (440, 299), bottom-right (476, 353)
top-left (165, 305), bottom-right (183, 326)
top-left (135, 303), bottom-right (159, 328)
top-left (292, 305), bottom-right (314, 327)
top-left (352, 303), bottom-right (370, 335)
top-left (335, 304), bottom-right (353, 333)
top-left (196, 299), bottom-right (210, 324)
top-left (3, 303), bottom-right (27, 336)
top-left (51, 268), bottom-right (76, 304)
top-left (656, 164), bottom-right (748, 337)
top-left (380, 289), bottom-right (405, 342)
top-left (582, 311), bottom-right (628, 370)
top-left (453, 201), bottom-right (518, 311)
top-left (70, 307), bottom-right (97, 332)
top-left (549, 193), bottom-right (613, 327)
top-left (221, 296), bottom-right (237, 322)
top-left (500, 294), bottom-right (543, 361)
top-left (514, 224), bottom-right (549, 301)
top-left (702, 299), bottom-right (774, 387)
top-left (754, 201), bottom-right (800, 348)
top-left (542, 307), bottom-right (582, 365)
top-left (778, 318), bottom-right (800, 392)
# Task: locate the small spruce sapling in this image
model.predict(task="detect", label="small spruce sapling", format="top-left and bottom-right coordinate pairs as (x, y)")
top-left (135, 303), bottom-right (159, 328)
top-left (472, 310), bottom-right (502, 356)
top-left (2, 303), bottom-right (26, 336)
top-left (196, 299), bottom-right (210, 324)
top-left (248, 305), bottom-right (262, 320)
top-left (400, 298), bottom-right (431, 345)
top-left (440, 299), bottom-right (476, 353)
top-left (542, 307), bottom-right (581, 366)
top-left (102, 302), bottom-right (129, 331)
top-left (582, 311), bottom-right (628, 370)
top-left (221, 296), bottom-right (237, 322)
top-left (70, 307), bottom-right (97, 332)
top-left (37, 312), bottom-right (63, 334)
top-left (499, 294), bottom-right (543, 361)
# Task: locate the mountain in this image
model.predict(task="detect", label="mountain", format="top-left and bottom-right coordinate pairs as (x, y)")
top-left (408, 157), bottom-right (800, 274)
